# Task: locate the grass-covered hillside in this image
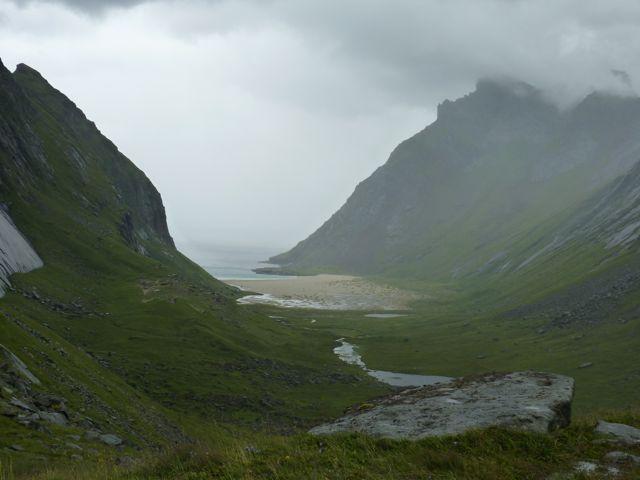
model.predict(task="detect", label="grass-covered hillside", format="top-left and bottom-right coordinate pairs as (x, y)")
top-left (0, 59), bottom-right (389, 475)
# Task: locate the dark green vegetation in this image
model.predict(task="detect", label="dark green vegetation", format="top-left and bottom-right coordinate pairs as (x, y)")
top-left (1, 59), bottom-right (639, 479)
top-left (6, 409), bottom-right (640, 479)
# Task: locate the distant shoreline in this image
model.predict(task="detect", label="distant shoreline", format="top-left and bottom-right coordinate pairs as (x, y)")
top-left (251, 266), bottom-right (304, 276)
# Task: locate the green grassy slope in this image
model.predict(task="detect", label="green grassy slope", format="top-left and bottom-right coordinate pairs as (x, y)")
top-left (0, 60), bottom-right (388, 474)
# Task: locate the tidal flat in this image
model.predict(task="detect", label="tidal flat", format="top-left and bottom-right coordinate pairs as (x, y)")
top-left (227, 274), bottom-right (422, 310)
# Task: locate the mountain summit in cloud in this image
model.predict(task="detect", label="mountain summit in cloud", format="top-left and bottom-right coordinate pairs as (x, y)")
top-left (270, 79), bottom-right (640, 280)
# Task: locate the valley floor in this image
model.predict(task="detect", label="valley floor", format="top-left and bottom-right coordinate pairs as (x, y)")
top-left (2, 266), bottom-right (640, 478)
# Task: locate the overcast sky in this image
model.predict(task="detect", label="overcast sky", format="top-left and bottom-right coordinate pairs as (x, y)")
top-left (2, 0), bottom-right (640, 261)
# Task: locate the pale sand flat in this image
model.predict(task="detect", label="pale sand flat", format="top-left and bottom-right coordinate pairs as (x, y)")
top-left (225, 274), bottom-right (421, 310)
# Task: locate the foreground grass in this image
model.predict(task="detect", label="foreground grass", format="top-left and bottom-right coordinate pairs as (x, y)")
top-left (8, 409), bottom-right (639, 480)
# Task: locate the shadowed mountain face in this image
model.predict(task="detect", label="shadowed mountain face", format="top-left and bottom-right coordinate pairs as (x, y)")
top-left (271, 79), bottom-right (640, 279)
top-left (0, 60), bottom-right (174, 253)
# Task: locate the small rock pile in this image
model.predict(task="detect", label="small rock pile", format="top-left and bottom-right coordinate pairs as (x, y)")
top-left (552, 421), bottom-right (640, 478)
top-left (0, 343), bottom-right (122, 447)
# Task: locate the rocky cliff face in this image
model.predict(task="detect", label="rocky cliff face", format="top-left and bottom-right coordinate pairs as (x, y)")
top-left (271, 80), bottom-right (640, 279)
top-left (0, 58), bottom-right (174, 254)
top-left (0, 206), bottom-right (42, 296)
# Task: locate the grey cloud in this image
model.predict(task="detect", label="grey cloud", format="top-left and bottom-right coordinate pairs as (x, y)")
top-left (263, 0), bottom-right (640, 106)
top-left (11, 0), bottom-right (150, 14)
top-left (83, 0), bottom-right (640, 109)
top-left (10, 0), bottom-right (258, 15)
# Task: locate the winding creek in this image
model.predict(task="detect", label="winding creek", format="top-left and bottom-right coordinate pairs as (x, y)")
top-left (226, 272), bottom-right (447, 387)
top-left (334, 338), bottom-right (452, 387)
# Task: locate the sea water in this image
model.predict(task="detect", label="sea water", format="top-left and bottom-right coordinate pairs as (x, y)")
top-left (183, 244), bottom-right (294, 280)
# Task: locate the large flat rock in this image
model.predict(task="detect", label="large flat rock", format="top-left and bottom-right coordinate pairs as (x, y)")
top-left (310, 371), bottom-right (574, 440)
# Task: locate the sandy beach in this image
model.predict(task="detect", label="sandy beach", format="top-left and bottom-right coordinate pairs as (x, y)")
top-left (226, 274), bottom-right (420, 310)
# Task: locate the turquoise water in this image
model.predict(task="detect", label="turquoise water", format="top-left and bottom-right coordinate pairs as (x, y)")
top-left (185, 245), bottom-right (293, 280)
top-left (204, 265), bottom-right (292, 280)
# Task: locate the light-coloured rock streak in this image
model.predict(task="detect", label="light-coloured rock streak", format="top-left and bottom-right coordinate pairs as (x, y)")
top-left (0, 208), bottom-right (43, 296)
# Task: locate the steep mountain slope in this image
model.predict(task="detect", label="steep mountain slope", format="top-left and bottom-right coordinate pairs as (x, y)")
top-left (271, 80), bottom-right (640, 281)
top-left (490, 157), bottom-right (640, 328)
top-left (0, 59), bottom-right (386, 472)
top-left (1, 63), bottom-right (175, 253)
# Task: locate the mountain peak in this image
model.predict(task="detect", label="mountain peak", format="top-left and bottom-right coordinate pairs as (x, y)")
top-left (14, 63), bottom-right (43, 78)
top-left (0, 58), bottom-right (14, 80)
top-left (436, 77), bottom-right (553, 124)
top-left (13, 63), bottom-right (56, 95)
top-left (474, 77), bottom-right (539, 98)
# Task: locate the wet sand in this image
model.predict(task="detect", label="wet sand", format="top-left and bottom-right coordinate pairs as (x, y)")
top-left (226, 274), bottom-right (420, 310)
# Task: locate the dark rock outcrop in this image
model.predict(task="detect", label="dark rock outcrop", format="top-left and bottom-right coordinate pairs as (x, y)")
top-left (0, 343), bottom-right (41, 385)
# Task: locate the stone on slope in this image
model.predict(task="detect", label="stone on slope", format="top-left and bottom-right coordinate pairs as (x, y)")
top-left (310, 371), bottom-right (574, 440)
top-left (99, 434), bottom-right (123, 446)
top-left (573, 461), bottom-right (598, 474)
top-left (596, 421), bottom-right (640, 445)
top-left (604, 451), bottom-right (640, 465)
top-left (38, 411), bottom-right (68, 426)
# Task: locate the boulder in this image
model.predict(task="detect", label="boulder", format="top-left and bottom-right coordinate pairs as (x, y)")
top-left (310, 371), bottom-right (574, 440)
top-left (573, 461), bottom-right (598, 474)
top-left (604, 451), bottom-right (640, 465)
top-left (9, 397), bottom-right (36, 412)
top-left (99, 434), bottom-right (123, 446)
top-left (38, 411), bottom-right (68, 426)
top-left (596, 421), bottom-right (640, 445)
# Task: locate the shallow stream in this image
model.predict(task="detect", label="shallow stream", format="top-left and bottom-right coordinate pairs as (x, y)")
top-left (334, 338), bottom-right (452, 387)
